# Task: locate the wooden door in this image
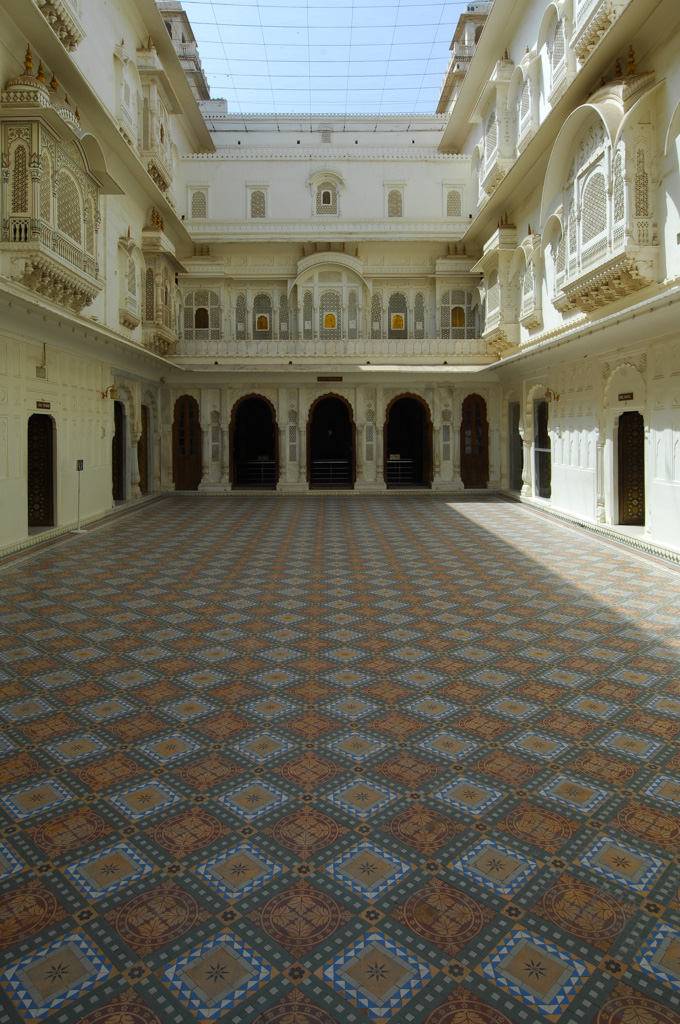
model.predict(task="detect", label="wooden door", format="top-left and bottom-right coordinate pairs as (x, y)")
top-left (173, 395), bottom-right (202, 491)
top-left (460, 394), bottom-right (488, 488)
top-left (112, 401), bottom-right (125, 501)
top-left (27, 414), bottom-right (54, 527)
top-left (619, 411), bottom-right (645, 525)
top-left (534, 400), bottom-right (551, 499)
top-left (138, 405), bottom-right (149, 494)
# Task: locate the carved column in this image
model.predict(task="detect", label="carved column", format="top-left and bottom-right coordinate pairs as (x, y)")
top-left (198, 420), bottom-right (210, 489)
top-left (521, 436), bottom-right (533, 497)
top-left (278, 425), bottom-right (287, 484)
top-left (220, 426), bottom-right (230, 486)
top-left (596, 436), bottom-right (606, 522)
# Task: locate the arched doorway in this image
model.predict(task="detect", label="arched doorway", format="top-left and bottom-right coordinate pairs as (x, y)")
top-left (138, 405), bottom-right (150, 494)
top-left (384, 395), bottom-right (432, 487)
top-left (27, 414), bottom-right (54, 527)
top-left (308, 395), bottom-right (355, 488)
top-left (172, 395), bottom-right (202, 491)
top-left (534, 399), bottom-right (551, 498)
top-left (618, 411), bottom-right (645, 525)
top-left (460, 394), bottom-right (489, 488)
top-left (231, 396), bottom-right (278, 489)
top-left (112, 400), bottom-right (125, 501)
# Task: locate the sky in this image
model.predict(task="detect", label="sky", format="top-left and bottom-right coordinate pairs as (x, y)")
top-left (177, 0), bottom-right (473, 115)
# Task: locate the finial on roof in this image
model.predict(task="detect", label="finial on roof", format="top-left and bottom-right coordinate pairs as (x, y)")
top-left (36, 61), bottom-right (45, 83)
top-left (454, 243), bottom-right (458, 255)
top-left (503, 48), bottom-right (508, 60)
top-left (355, 247), bottom-right (358, 257)
top-left (463, 244), bottom-right (467, 255)
top-left (301, 246), bottom-right (306, 257)
top-left (50, 73), bottom-right (58, 91)
top-left (526, 45), bottom-right (529, 54)
top-left (615, 58), bottom-right (622, 77)
top-left (24, 45), bottom-right (33, 74)
top-left (528, 224), bottom-right (531, 235)
top-left (627, 45), bottom-right (635, 75)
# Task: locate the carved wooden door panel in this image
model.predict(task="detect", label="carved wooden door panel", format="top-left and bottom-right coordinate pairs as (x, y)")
top-left (460, 394), bottom-right (488, 488)
top-left (173, 395), bottom-right (202, 491)
top-left (27, 414), bottom-right (53, 527)
top-left (619, 411), bottom-right (645, 525)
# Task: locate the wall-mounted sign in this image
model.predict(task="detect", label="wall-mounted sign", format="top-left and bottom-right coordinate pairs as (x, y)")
top-left (36, 401), bottom-right (51, 409)
top-left (317, 376), bottom-right (343, 382)
top-left (618, 392), bottom-right (634, 402)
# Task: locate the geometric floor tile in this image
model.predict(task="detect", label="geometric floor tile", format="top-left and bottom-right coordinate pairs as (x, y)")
top-left (642, 775), bottom-right (680, 809)
top-left (599, 731), bottom-right (664, 761)
top-left (63, 841), bottom-right (156, 898)
top-left (323, 840), bottom-right (412, 899)
top-left (450, 838), bottom-right (540, 896)
top-left (417, 732), bottom-right (479, 761)
top-left (45, 734), bottom-right (109, 763)
top-left (138, 733), bottom-right (203, 764)
top-left (324, 778), bottom-right (400, 820)
top-left (326, 732), bottom-right (389, 763)
top-left (0, 779), bottom-right (74, 820)
top-left (509, 731), bottom-right (570, 761)
top-left (392, 876), bottom-right (494, 956)
top-left (634, 922), bottom-right (680, 991)
top-left (321, 930), bottom-right (435, 1019)
top-left (576, 834), bottom-right (668, 894)
top-left (161, 932), bottom-right (272, 1018)
top-left (104, 878), bottom-right (212, 958)
top-left (249, 879), bottom-right (353, 957)
top-left (107, 780), bottom-right (183, 821)
top-left (216, 779), bottom-right (291, 822)
top-left (533, 874), bottom-right (636, 953)
top-left (0, 931), bottom-right (113, 1018)
top-left (194, 842), bottom-right (284, 898)
top-left (325, 699), bottom-right (380, 721)
top-left (477, 927), bottom-right (593, 1019)
top-left (0, 840), bottom-right (24, 880)
top-left (231, 732), bottom-right (296, 763)
top-left (432, 777), bottom-right (504, 817)
top-left (537, 775), bottom-right (610, 814)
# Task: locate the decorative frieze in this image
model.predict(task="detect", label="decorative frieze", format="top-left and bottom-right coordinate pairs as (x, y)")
top-left (34, 0), bottom-right (84, 52)
top-left (562, 251), bottom-right (656, 313)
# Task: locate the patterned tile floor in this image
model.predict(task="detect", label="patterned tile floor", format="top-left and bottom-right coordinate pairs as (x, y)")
top-left (0, 495), bottom-right (679, 1024)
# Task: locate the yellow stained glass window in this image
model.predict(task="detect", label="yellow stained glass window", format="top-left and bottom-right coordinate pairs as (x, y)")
top-left (451, 307), bottom-right (465, 328)
top-left (391, 314), bottom-right (404, 330)
top-left (324, 313), bottom-right (336, 329)
top-left (256, 314), bottom-right (269, 331)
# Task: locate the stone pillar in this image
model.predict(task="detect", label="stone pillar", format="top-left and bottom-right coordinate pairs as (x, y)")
top-left (220, 426), bottom-right (231, 487)
top-left (521, 437), bottom-right (533, 497)
top-left (153, 431), bottom-right (161, 492)
top-left (198, 420), bottom-right (210, 489)
top-left (596, 437), bottom-right (606, 523)
top-left (129, 430), bottom-right (141, 499)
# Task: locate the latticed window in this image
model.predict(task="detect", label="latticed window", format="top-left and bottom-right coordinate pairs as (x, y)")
top-left (57, 171), bottom-right (82, 243)
top-left (371, 293), bottom-right (382, 339)
top-left (582, 172), bottom-right (607, 243)
top-left (126, 258), bottom-right (136, 297)
top-left (523, 260), bottom-right (534, 295)
top-left (250, 190), bottom-right (266, 218)
top-left (451, 306), bottom-right (465, 328)
top-left (320, 291), bottom-right (341, 339)
top-left (253, 294), bottom-right (273, 339)
top-left (387, 293), bottom-right (407, 338)
top-left (142, 96), bottom-right (150, 149)
top-left (40, 152), bottom-right (51, 223)
top-left (520, 79), bottom-right (531, 122)
top-left (279, 293), bottom-right (290, 340)
top-left (446, 190), bottom-right (461, 217)
top-left (613, 152), bottom-right (625, 222)
top-left (316, 182), bottom-right (337, 214)
top-left (303, 290), bottom-right (313, 339)
top-left (414, 293), bottom-right (425, 339)
top-left (12, 145), bottom-right (28, 213)
top-left (635, 149), bottom-right (649, 218)
top-left (487, 271), bottom-right (500, 311)
top-left (348, 291), bottom-right (358, 340)
top-left (568, 200), bottom-right (577, 256)
top-left (556, 233), bottom-right (566, 276)
top-left (551, 20), bottom-right (566, 83)
top-left (485, 110), bottom-right (497, 166)
top-left (191, 190), bottom-right (207, 218)
top-left (387, 190), bottom-right (402, 217)
top-left (235, 294), bottom-right (247, 340)
top-left (145, 267), bottom-right (155, 320)
top-left (86, 197), bottom-right (95, 255)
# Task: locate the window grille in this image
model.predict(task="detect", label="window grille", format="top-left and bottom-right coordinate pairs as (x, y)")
top-left (613, 152), bottom-right (625, 222)
top-left (57, 171), bottom-right (82, 243)
top-left (191, 191), bottom-right (207, 218)
top-left (487, 271), bottom-right (500, 311)
top-left (370, 293), bottom-right (382, 339)
top-left (145, 267), bottom-right (155, 320)
top-left (316, 182), bottom-right (337, 214)
top-left (86, 197), bottom-right (95, 255)
top-left (250, 189), bottom-right (266, 218)
top-left (235, 294), bottom-right (247, 340)
top-left (40, 152), bottom-right (51, 223)
top-left (387, 294), bottom-right (407, 338)
top-left (485, 110), bottom-right (497, 167)
top-left (12, 145), bottom-right (28, 213)
top-left (414, 293), bottom-right (425, 339)
top-left (387, 189), bottom-right (403, 217)
top-left (581, 172), bottom-right (606, 243)
top-left (524, 260), bottom-right (534, 295)
top-left (442, 423), bottom-right (451, 462)
top-left (279, 293), bottom-right (290, 340)
top-left (520, 79), bottom-right (531, 121)
top-left (320, 291), bottom-right (341, 339)
top-left (303, 291), bottom-right (313, 339)
top-left (253, 294), bottom-right (273, 339)
top-left (635, 149), bottom-right (649, 218)
top-left (127, 258), bottom-right (136, 297)
top-left (348, 290), bottom-right (358, 340)
top-left (551, 20), bottom-right (566, 84)
top-left (556, 233), bottom-right (565, 276)
top-left (568, 200), bottom-right (577, 256)
top-left (142, 96), bottom-right (150, 150)
top-left (446, 190), bottom-right (461, 217)
top-left (321, 130), bottom-right (332, 143)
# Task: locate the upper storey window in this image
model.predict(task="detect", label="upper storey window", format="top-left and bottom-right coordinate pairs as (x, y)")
top-left (446, 189), bottom-right (462, 217)
top-left (191, 190), bottom-right (207, 218)
top-left (387, 189), bottom-right (403, 218)
top-left (250, 189), bottom-right (266, 218)
top-left (316, 182), bottom-right (337, 214)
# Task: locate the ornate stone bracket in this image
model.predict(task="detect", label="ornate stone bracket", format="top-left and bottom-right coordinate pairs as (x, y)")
top-left (34, 0), bottom-right (85, 51)
top-left (563, 252), bottom-right (656, 313)
top-left (12, 253), bottom-right (101, 311)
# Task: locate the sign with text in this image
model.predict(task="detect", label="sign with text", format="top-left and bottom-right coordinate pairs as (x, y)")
top-left (618, 392), bottom-right (634, 402)
top-left (36, 401), bottom-right (51, 409)
top-left (77, 460), bottom-right (84, 471)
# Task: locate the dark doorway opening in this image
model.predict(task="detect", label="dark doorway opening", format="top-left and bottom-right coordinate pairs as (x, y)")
top-left (27, 414), bottom-right (54, 527)
top-left (138, 405), bottom-right (150, 494)
top-left (112, 400), bottom-right (125, 501)
top-left (308, 396), bottom-right (355, 488)
top-left (534, 400), bottom-right (551, 499)
top-left (384, 396), bottom-right (432, 487)
top-left (509, 401), bottom-right (523, 491)
top-left (618, 410), bottom-right (645, 525)
top-left (173, 395), bottom-right (202, 491)
top-left (460, 394), bottom-right (489, 488)
top-left (231, 396), bottom-right (278, 489)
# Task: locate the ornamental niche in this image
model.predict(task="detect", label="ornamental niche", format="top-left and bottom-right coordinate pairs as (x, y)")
top-left (1, 48), bottom-right (102, 312)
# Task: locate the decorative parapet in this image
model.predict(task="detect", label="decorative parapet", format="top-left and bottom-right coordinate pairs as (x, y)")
top-left (34, 0), bottom-right (84, 52)
top-left (174, 336), bottom-right (497, 363)
top-left (5, 252), bottom-right (101, 312)
top-left (143, 328), bottom-right (176, 356)
top-left (572, 0), bottom-right (627, 64)
top-left (562, 250), bottom-right (656, 313)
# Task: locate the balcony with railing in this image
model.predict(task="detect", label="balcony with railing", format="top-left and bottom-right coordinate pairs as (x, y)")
top-left (33, 0), bottom-right (84, 51)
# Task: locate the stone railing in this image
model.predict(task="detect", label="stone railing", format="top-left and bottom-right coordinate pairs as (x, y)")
top-left (174, 336), bottom-right (495, 362)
